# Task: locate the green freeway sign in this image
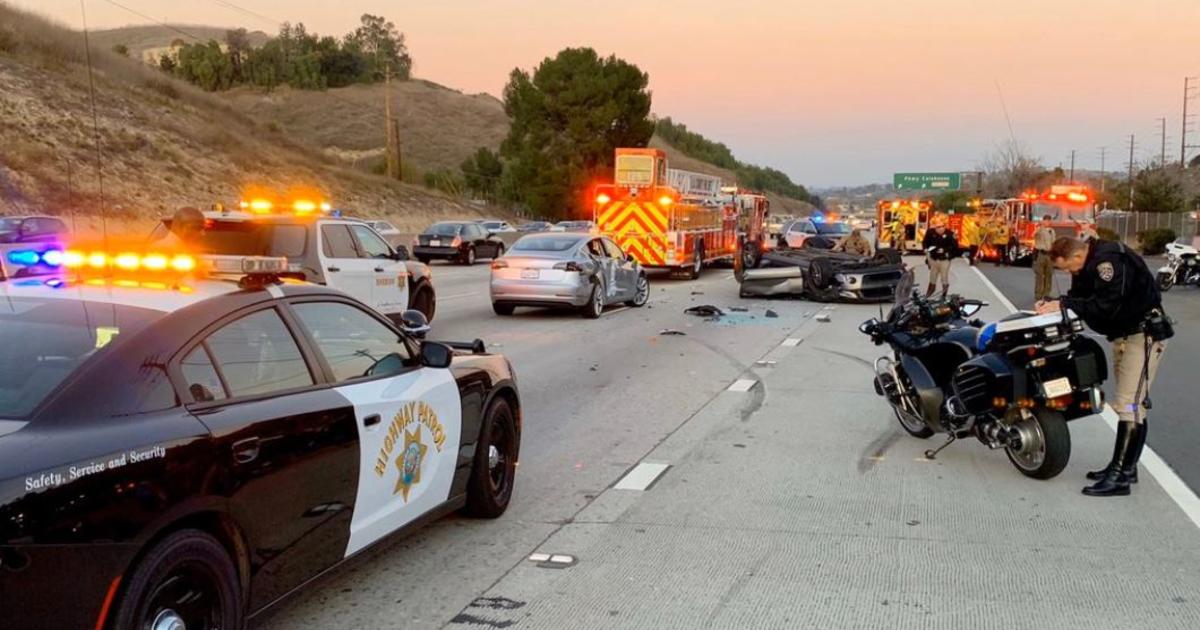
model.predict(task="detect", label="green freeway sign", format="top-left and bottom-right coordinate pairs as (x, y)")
top-left (894, 172), bottom-right (961, 191)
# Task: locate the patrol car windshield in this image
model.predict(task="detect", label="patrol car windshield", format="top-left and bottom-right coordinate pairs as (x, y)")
top-left (0, 298), bottom-right (162, 419)
top-left (512, 235), bottom-right (586, 252)
top-left (0, 218), bottom-right (22, 230)
top-left (189, 221), bottom-right (308, 258)
top-left (816, 222), bottom-right (852, 235)
top-left (424, 223), bottom-right (463, 236)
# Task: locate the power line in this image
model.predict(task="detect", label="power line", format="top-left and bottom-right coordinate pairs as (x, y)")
top-left (80, 0), bottom-right (109, 248)
top-left (207, 0), bottom-right (282, 28)
top-left (99, 0), bottom-right (210, 44)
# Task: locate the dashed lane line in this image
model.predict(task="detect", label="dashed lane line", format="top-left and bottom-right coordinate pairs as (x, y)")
top-left (613, 462), bottom-right (671, 491)
top-left (727, 379), bottom-right (758, 392)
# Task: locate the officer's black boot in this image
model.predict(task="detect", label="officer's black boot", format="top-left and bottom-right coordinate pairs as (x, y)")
top-left (1082, 421), bottom-right (1138, 496)
top-left (1086, 420), bottom-right (1143, 484)
top-left (925, 283), bottom-right (935, 297)
top-left (940, 284), bottom-right (949, 298)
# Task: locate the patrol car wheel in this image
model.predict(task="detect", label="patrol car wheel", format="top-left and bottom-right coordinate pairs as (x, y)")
top-left (112, 529), bottom-right (241, 630)
top-left (411, 283), bottom-right (437, 321)
top-left (464, 398), bottom-right (518, 518)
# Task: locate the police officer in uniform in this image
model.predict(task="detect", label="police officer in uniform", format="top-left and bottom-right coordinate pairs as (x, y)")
top-left (1032, 215), bottom-right (1056, 301)
top-left (922, 218), bottom-right (958, 297)
top-left (1037, 236), bottom-right (1170, 497)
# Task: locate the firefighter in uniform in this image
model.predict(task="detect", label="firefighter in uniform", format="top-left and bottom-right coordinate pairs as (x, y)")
top-left (835, 228), bottom-right (875, 257)
top-left (1032, 215), bottom-right (1056, 301)
top-left (922, 217), bottom-right (958, 297)
top-left (1037, 236), bottom-right (1170, 497)
top-left (888, 216), bottom-right (904, 251)
top-left (155, 206), bottom-right (205, 248)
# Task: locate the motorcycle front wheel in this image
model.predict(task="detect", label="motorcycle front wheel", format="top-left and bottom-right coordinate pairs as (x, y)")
top-left (880, 368), bottom-right (934, 439)
top-left (1005, 409), bottom-right (1070, 479)
top-left (1158, 272), bottom-right (1175, 292)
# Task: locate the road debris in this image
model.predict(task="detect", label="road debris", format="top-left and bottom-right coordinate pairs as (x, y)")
top-left (684, 305), bottom-right (724, 318)
top-left (659, 329), bottom-right (687, 336)
top-left (764, 309), bottom-right (778, 318)
top-left (815, 313), bottom-right (831, 323)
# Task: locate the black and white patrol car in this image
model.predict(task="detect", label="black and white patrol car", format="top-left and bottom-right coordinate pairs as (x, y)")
top-left (0, 255), bottom-right (520, 629)
top-left (153, 209), bottom-right (438, 322)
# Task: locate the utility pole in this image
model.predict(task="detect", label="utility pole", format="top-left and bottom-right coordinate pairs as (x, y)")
top-left (1098, 147), bottom-right (1107, 210)
top-left (1068, 149), bottom-right (1076, 182)
top-left (1127, 134), bottom-right (1136, 213)
top-left (1157, 117), bottom-right (1167, 167)
top-left (384, 63), bottom-right (402, 181)
top-left (1183, 77), bottom-right (1197, 168)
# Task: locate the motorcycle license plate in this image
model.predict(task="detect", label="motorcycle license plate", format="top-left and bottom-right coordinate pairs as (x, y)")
top-left (1042, 377), bottom-right (1072, 399)
top-left (429, 240), bottom-right (441, 247)
top-left (521, 269), bottom-right (539, 279)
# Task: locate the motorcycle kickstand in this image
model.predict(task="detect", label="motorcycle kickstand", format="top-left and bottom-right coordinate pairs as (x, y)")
top-left (924, 433), bottom-right (957, 460)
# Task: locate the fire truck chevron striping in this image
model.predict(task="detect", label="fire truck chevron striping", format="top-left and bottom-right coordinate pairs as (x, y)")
top-left (594, 148), bottom-right (756, 278)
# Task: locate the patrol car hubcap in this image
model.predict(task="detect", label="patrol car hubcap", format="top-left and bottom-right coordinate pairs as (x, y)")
top-left (152, 610), bottom-right (186, 630)
top-left (488, 445), bottom-right (501, 470)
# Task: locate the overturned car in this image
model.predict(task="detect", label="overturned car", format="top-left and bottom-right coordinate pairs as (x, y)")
top-left (737, 242), bottom-right (905, 302)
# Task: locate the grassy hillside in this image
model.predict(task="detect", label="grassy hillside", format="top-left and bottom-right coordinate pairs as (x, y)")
top-left (221, 81), bottom-right (508, 173)
top-left (0, 3), bottom-right (499, 234)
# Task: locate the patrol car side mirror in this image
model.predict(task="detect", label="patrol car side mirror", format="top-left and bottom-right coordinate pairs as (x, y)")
top-left (392, 246), bottom-right (410, 261)
top-left (419, 342), bottom-right (454, 369)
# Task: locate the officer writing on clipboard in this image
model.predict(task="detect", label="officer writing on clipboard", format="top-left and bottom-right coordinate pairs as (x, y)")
top-left (1036, 236), bottom-right (1173, 497)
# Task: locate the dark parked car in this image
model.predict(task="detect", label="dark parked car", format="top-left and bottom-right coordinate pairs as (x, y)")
top-left (0, 215), bottom-right (69, 244)
top-left (517, 221), bottom-right (553, 233)
top-left (413, 221), bottom-right (506, 265)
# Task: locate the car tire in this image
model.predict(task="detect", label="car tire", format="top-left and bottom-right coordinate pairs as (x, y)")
top-left (463, 398), bottom-right (519, 518)
top-left (111, 529), bottom-right (242, 630)
top-left (806, 257), bottom-right (835, 289)
top-left (411, 283), bottom-right (436, 322)
top-left (627, 274), bottom-right (649, 307)
top-left (581, 282), bottom-right (604, 319)
top-left (493, 302), bottom-right (515, 316)
top-left (494, 244), bottom-right (505, 259)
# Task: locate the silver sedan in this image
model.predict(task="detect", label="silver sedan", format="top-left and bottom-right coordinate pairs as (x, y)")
top-left (490, 233), bottom-right (649, 318)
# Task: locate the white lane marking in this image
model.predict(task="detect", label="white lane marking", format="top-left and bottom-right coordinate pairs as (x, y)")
top-left (528, 553), bottom-right (551, 562)
top-left (971, 266), bottom-right (1018, 312)
top-left (974, 266), bottom-right (1200, 531)
top-left (440, 292), bottom-right (481, 301)
top-left (614, 462), bottom-right (671, 491)
top-left (727, 379), bottom-right (758, 392)
top-left (781, 338), bottom-right (803, 347)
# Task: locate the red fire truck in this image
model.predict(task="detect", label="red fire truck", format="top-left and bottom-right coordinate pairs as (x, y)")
top-left (1002, 185), bottom-right (1096, 264)
top-left (594, 148), bottom-right (743, 279)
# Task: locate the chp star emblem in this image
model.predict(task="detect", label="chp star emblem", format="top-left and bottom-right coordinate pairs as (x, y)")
top-left (1097, 261), bottom-right (1115, 282)
top-left (394, 426), bottom-right (428, 501)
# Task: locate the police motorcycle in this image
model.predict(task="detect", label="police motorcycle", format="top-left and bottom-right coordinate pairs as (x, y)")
top-left (1156, 240), bottom-right (1200, 291)
top-left (859, 273), bottom-right (1108, 479)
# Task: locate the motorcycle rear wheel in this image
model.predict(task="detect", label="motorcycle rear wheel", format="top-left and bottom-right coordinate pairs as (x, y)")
top-left (1005, 409), bottom-right (1070, 479)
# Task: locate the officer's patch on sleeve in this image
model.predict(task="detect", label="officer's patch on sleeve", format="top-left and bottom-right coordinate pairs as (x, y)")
top-left (1098, 261), bottom-right (1115, 281)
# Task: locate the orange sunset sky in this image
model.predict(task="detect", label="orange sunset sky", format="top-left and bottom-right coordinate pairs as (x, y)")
top-left (11, 0), bottom-right (1200, 187)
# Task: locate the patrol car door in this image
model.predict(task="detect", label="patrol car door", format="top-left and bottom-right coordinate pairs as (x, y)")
top-left (349, 223), bottom-right (409, 317)
top-left (319, 223), bottom-right (375, 303)
top-left (288, 300), bottom-right (462, 557)
top-left (179, 306), bottom-right (359, 611)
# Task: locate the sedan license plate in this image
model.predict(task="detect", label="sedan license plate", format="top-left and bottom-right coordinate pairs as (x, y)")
top-left (1042, 377), bottom-right (1072, 399)
top-left (521, 268), bottom-right (540, 279)
top-left (429, 239), bottom-right (441, 247)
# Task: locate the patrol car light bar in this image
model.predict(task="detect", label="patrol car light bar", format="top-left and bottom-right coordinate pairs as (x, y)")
top-left (62, 250), bottom-right (197, 273)
top-left (6, 248), bottom-right (64, 267)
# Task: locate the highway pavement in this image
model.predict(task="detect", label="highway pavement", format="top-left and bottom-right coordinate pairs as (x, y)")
top-left (258, 258), bottom-right (1200, 629)
top-left (976, 259), bottom-right (1200, 496)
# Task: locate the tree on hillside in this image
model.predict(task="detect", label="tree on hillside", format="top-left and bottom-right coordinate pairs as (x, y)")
top-left (1132, 166), bottom-right (1186, 213)
top-left (461, 148), bottom-right (504, 199)
top-left (501, 47), bottom-right (654, 218)
top-left (158, 52), bottom-right (176, 73)
top-left (347, 14), bottom-right (411, 81)
top-left (111, 43), bottom-right (128, 57)
top-left (175, 41), bottom-right (233, 91)
top-left (225, 28), bottom-right (251, 82)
